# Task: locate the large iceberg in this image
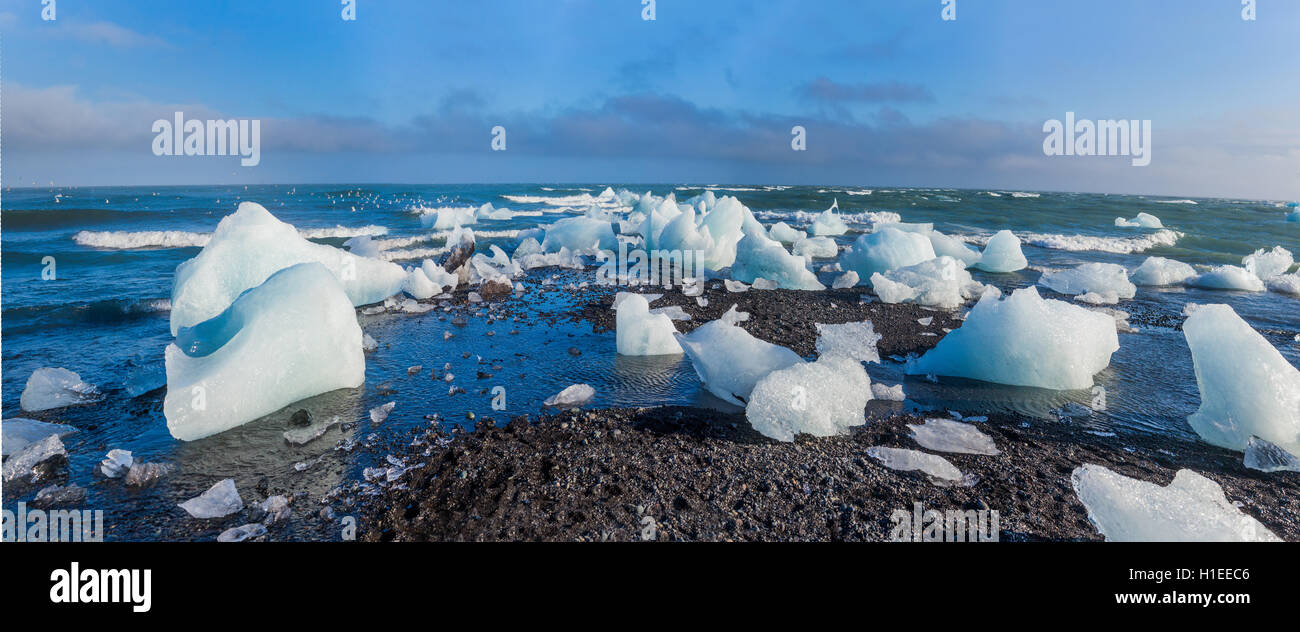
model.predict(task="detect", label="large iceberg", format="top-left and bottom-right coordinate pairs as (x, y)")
top-left (972, 230), bottom-right (1028, 273)
top-left (1183, 304), bottom-right (1300, 455)
top-left (870, 256), bottom-right (984, 309)
top-left (1242, 246), bottom-right (1293, 280)
top-left (1071, 464), bottom-right (1279, 541)
top-left (808, 200), bottom-right (849, 236)
top-left (1186, 265), bottom-right (1265, 292)
top-left (1038, 263), bottom-right (1136, 305)
top-left (164, 263), bottom-right (366, 441)
top-left (615, 293), bottom-right (683, 356)
top-left (907, 287), bottom-right (1118, 390)
top-left (1114, 212), bottom-right (1163, 228)
top-left (676, 319), bottom-right (803, 406)
top-left (746, 357), bottom-right (869, 442)
top-left (839, 227), bottom-right (936, 281)
top-left (20, 367), bottom-right (100, 412)
top-left (170, 202), bottom-right (406, 334)
top-left (1129, 256), bottom-right (1196, 286)
top-left (730, 233), bottom-right (825, 290)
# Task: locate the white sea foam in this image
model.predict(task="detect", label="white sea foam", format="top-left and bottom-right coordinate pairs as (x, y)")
top-left (1017, 229), bottom-right (1182, 254)
top-left (75, 225), bottom-right (389, 250)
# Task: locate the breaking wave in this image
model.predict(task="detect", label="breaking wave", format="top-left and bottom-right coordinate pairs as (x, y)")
top-left (1019, 229), bottom-right (1183, 254)
top-left (74, 225), bottom-right (388, 249)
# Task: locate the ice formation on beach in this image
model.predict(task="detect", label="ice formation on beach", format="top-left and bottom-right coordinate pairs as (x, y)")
top-left (1242, 246), bottom-right (1294, 280)
top-left (544, 384), bottom-right (596, 408)
top-left (839, 227), bottom-right (937, 281)
top-left (1129, 256), bottom-right (1196, 286)
top-left (814, 320), bottom-right (881, 363)
top-left (908, 418), bottom-right (1000, 455)
top-left (1070, 464), bottom-right (1279, 541)
top-left (866, 447), bottom-right (963, 482)
top-left (831, 271), bottom-right (859, 289)
top-left (218, 523), bottom-right (267, 542)
top-left (2, 435), bottom-right (67, 484)
top-left (1, 418), bottom-right (76, 457)
top-left (170, 202), bottom-right (406, 334)
top-left (792, 236), bottom-right (839, 259)
top-left (1186, 265), bottom-right (1265, 292)
top-left (768, 221), bottom-right (803, 244)
top-left (730, 233), bottom-right (825, 290)
top-left (907, 287), bottom-right (1118, 390)
top-left (1038, 263), bottom-right (1136, 305)
top-left (746, 357), bottom-right (870, 442)
top-left (870, 256), bottom-right (984, 309)
top-left (20, 367), bottom-right (101, 412)
top-left (927, 230), bottom-right (982, 267)
top-left (165, 263), bottom-right (366, 441)
top-left (1267, 273), bottom-right (1300, 296)
top-left (1183, 304), bottom-right (1300, 455)
top-left (1114, 212), bottom-right (1163, 228)
top-left (615, 293), bottom-right (683, 356)
top-left (972, 230), bottom-right (1028, 273)
top-left (178, 478), bottom-right (244, 519)
top-left (871, 383), bottom-right (906, 401)
top-left (1244, 436), bottom-right (1300, 473)
top-left (808, 200), bottom-right (849, 236)
top-left (542, 216), bottom-right (617, 253)
top-left (677, 319), bottom-right (803, 406)
top-left (100, 449), bottom-right (133, 478)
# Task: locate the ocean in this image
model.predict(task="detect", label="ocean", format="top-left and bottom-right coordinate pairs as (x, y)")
top-left (2, 183), bottom-right (1297, 540)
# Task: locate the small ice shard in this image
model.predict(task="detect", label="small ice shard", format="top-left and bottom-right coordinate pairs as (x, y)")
top-left (217, 523), bottom-right (268, 542)
top-left (544, 384), bottom-right (596, 408)
top-left (169, 202), bottom-right (406, 334)
top-left (1243, 436), bottom-right (1300, 473)
top-left (362, 333), bottom-right (379, 352)
top-left (1070, 464), bottom-right (1280, 542)
top-left (676, 319), bottom-right (803, 406)
top-left (283, 416), bottom-right (341, 445)
top-left (746, 356), bottom-right (870, 441)
top-left (2, 434), bottom-right (68, 484)
top-left (814, 320), bottom-right (881, 363)
top-left (1114, 212), bottom-right (1163, 228)
top-left (258, 495), bottom-right (292, 525)
top-left (907, 287), bottom-right (1118, 390)
top-left (731, 233), bottom-right (825, 290)
top-left (870, 256), bottom-right (984, 309)
top-left (1183, 304), bottom-right (1300, 455)
top-left (871, 383), bottom-right (906, 401)
top-left (1, 418), bottom-right (76, 457)
top-left (866, 446), bottom-right (963, 482)
top-left (1129, 256), bottom-right (1196, 286)
top-left (768, 221), bottom-right (803, 244)
top-left (1242, 246), bottom-right (1293, 280)
top-left (808, 200), bottom-right (849, 236)
top-left (616, 293), bottom-right (683, 356)
top-left (724, 279), bottom-right (750, 292)
top-left (716, 305), bottom-right (748, 326)
top-left (31, 484), bottom-right (87, 509)
top-left (124, 461), bottom-right (174, 487)
top-left (695, 296), bottom-right (709, 307)
top-left (1186, 265), bottom-right (1265, 292)
top-left (369, 402), bottom-right (396, 424)
top-left (179, 478), bottom-right (244, 519)
top-left (831, 271), bottom-right (859, 289)
top-left (542, 216), bottom-right (617, 252)
top-left (100, 449), bottom-right (134, 478)
top-left (918, 317), bottom-right (933, 326)
top-left (165, 263), bottom-right (366, 441)
top-left (20, 367), bottom-right (100, 412)
top-left (751, 278), bottom-right (780, 290)
top-left (973, 230), bottom-right (1028, 273)
top-left (650, 305), bottom-right (691, 321)
top-left (839, 227), bottom-right (936, 280)
top-left (908, 418), bottom-right (1000, 455)
top-left (1038, 263), bottom-right (1136, 305)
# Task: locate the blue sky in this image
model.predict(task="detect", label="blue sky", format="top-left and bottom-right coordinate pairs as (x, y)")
top-left (3, 0), bottom-right (1298, 198)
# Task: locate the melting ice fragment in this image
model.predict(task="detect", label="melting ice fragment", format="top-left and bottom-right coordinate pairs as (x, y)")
top-left (746, 357), bottom-right (870, 442)
top-left (20, 367), bottom-right (100, 412)
top-left (870, 256), bottom-right (984, 309)
top-left (1186, 265), bottom-right (1265, 292)
top-left (1070, 464), bottom-right (1279, 541)
top-left (871, 383), bottom-right (906, 401)
top-left (541, 216), bottom-right (617, 253)
top-left (164, 263), bottom-right (366, 441)
top-left (1243, 436), bottom-right (1300, 473)
top-left (1, 418), bottom-right (76, 457)
top-left (731, 232), bottom-right (825, 290)
top-left (839, 227), bottom-right (936, 280)
top-left (866, 446), bottom-right (963, 482)
top-left (676, 319), bottom-right (802, 406)
top-left (808, 200), bottom-right (849, 236)
top-left (217, 523), bottom-right (268, 542)
top-left (1183, 303), bottom-right (1300, 455)
top-left (1242, 246), bottom-right (1293, 280)
top-left (814, 320), bottom-right (881, 363)
top-left (544, 384), bottom-right (596, 408)
top-left (615, 293), bottom-right (683, 356)
top-left (169, 202), bottom-right (406, 334)
top-left (1038, 263), bottom-right (1136, 305)
top-left (1114, 212), bottom-right (1163, 228)
top-left (972, 230), bottom-right (1028, 273)
top-left (1129, 256), bottom-right (1196, 286)
top-left (907, 418), bottom-right (999, 455)
top-left (100, 449), bottom-right (134, 478)
top-left (2, 434), bottom-right (68, 484)
top-left (178, 478), bottom-right (244, 519)
top-left (369, 402), bottom-right (396, 424)
top-left (907, 287), bottom-right (1118, 390)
